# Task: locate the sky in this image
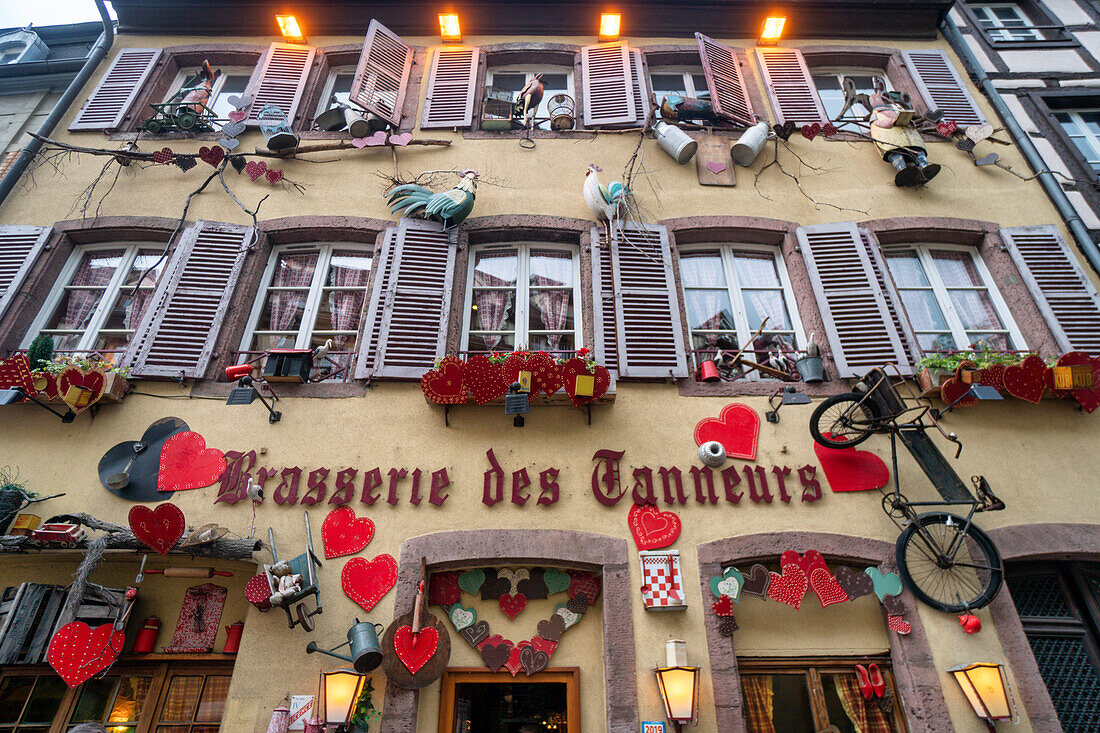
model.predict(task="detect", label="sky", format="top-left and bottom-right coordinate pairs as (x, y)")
top-left (0, 0), bottom-right (115, 30)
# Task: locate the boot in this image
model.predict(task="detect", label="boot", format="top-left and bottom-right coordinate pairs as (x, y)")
top-left (887, 153), bottom-right (922, 187)
top-left (916, 152), bottom-right (941, 183)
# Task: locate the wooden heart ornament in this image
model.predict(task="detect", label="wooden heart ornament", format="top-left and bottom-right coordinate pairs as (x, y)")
top-left (128, 502), bottom-right (185, 555)
top-left (158, 431), bottom-right (226, 492)
top-left (421, 355), bottom-right (468, 404)
top-left (342, 554), bottom-right (398, 612)
top-left (0, 354), bottom-right (35, 397)
top-left (768, 563), bottom-right (808, 609)
top-left (627, 503), bottom-right (681, 550)
top-left (464, 354), bottom-right (508, 405)
top-left (394, 624), bottom-right (438, 674)
top-left (813, 434), bottom-right (889, 492)
top-left (808, 567), bottom-right (849, 608)
top-left (48, 621), bottom-right (126, 686)
top-left (58, 366), bottom-right (106, 415)
top-left (382, 610), bottom-right (450, 689)
top-left (694, 403), bottom-right (760, 461)
top-left (1003, 354), bottom-right (1047, 404)
top-left (322, 506), bottom-right (375, 559)
top-left (560, 358), bottom-right (610, 407)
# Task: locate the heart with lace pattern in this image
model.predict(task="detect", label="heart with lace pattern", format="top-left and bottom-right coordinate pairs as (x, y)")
top-left (394, 624), bottom-right (438, 674)
top-left (628, 503), bottom-right (681, 550)
top-left (48, 621), bottom-right (126, 687)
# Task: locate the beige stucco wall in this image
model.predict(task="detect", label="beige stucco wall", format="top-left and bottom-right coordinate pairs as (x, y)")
top-left (0, 27), bottom-right (1095, 733)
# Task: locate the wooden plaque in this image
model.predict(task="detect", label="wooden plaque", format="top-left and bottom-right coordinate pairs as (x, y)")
top-left (381, 610), bottom-right (451, 689)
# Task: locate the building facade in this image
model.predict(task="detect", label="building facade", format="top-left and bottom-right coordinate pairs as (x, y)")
top-left (0, 1), bottom-right (1098, 731)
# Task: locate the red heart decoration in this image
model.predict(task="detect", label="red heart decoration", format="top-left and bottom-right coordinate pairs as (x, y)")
top-left (48, 621), bottom-right (126, 687)
top-left (627, 503), bottom-right (681, 550)
top-left (0, 354), bottom-right (35, 398)
top-left (1047, 352), bottom-right (1100, 412)
top-left (429, 572), bottom-right (461, 605)
top-left (152, 147), bottom-right (174, 164)
top-left (228, 110), bottom-right (247, 123)
top-left (58, 365), bottom-right (106, 414)
top-left (822, 122), bottom-right (838, 136)
top-left (694, 403), bottom-right (760, 460)
top-left (198, 145), bottom-right (224, 167)
top-left (781, 549), bottom-right (827, 577)
top-left (1003, 354), bottom-right (1046, 404)
top-left (813, 433), bottom-right (890, 492)
top-left (567, 571), bottom-right (601, 602)
top-left (712, 595), bottom-right (734, 616)
top-left (265, 168), bottom-right (284, 185)
top-left (128, 502), bottom-right (185, 556)
top-left (394, 624), bottom-right (438, 674)
top-left (244, 159), bottom-right (267, 181)
top-left (244, 572), bottom-right (272, 609)
top-left (530, 634), bottom-right (557, 657)
top-left (342, 554), bottom-right (398, 612)
top-left (887, 615), bottom-right (912, 634)
top-left (32, 371), bottom-right (58, 400)
top-left (421, 355), bottom-right (468, 404)
top-left (936, 120), bottom-right (958, 137)
top-left (527, 352), bottom-right (561, 398)
top-left (979, 363), bottom-right (1005, 390)
top-left (321, 505), bottom-right (375, 559)
top-left (939, 377), bottom-right (977, 408)
top-left (158, 431), bottom-right (226, 492)
top-left (808, 566), bottom-right (850, 608)
top-left (800, 123), bottom-right (821, 141)
top-left (505, 640), bottom-right (529, 677)
top-left (768, 563), bottom-right (808, 609)
top-left (500, 353), bottom-right (532, 403)
top-left (464, 354), bottom-right (508, 405)
top-left (499, 593), bottom-right (527, 619)
top-left (560, 358), bottom-right (610, 407)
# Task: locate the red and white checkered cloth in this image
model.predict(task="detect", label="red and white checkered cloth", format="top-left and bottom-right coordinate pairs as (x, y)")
top-left (640, 551), bottom-right (685, 609)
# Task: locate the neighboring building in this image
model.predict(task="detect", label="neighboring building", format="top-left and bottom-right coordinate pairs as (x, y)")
top-left (0, 1), bottom-right (1097, 731)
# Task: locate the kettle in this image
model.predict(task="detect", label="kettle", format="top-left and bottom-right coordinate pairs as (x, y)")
top-left (223, 620), bottom-right (245, 653)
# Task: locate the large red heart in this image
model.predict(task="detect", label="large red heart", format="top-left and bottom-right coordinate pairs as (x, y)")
top-left (808, 566), bottom-right (849, 608)
top-left (499, 593), bottom-right (527, 619)
top-left (500, 353), bottom-right (532, 402)
top-left (48, 621), bottom-right (126, 687)
top-left (321, 506), bottom-right (375, 559)
top-left (158, 431), bottom-right (226, 492)
top-left (421, 355), bottom-right (467, 404)
top-left (627, 503), bottom-right (681, 550)
top-left (768, 563), bottom-right (808, 609)
top-left (813, 434), bottom-right (889, 492)
top-left (979, 363), bottom-right (1005, 390)
top-left (1048, 352), bottom-right (1100, 412)
top-left (694, 403), bottom-right (760, 460)
top-left (394, 624), bottom-right (438, 675)
top-left (528, 352), bottom-right (561, 398)
top-left (560, 358), bottom-right (610, 407)
top-left (939, 377), bottom-right (977, 408)
top-left (0, 354), bottom-right (35, 398)
top-left (781, 549), bottom-right (826, 577)
top-left (429, 572), bottom-right (461, 606)
top-left (1003, 355), bottom-right (1046, 404)
top-left (128, 503), bottom-right (185, 555)
top-left (342, 554), bottom-right (397, 612)
top-left (505, 640), bottom-right (531, 677)
top-left (464, 354), bottom-right (508, 405)
top-left (58, 366), bottom-right (106, 415)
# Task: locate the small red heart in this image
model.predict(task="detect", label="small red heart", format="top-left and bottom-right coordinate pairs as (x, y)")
top-left (808, 566), bottom-right (849, 608)
top-left (712, 595), bottom-right (734, 616)
top-left (822, 122), bottom-right (837, 136)
top-left (781, 550), bottom-right (826, 576)
top-left (321, 505), bottom-right (375, 559)
top-left (429, 572), bottom-right (461, 605)
top-left (499, 593), bottom-right (527, 619)
top-left (567, 571), bottom-right (601, 602)
top-left (627, 503), bottom-right (681, 550)
top-left (936, 120), bottom-right (958, 137)
top-left (527, 352), bottom-right (561, 398)
top-left (48, 622), bottom-right (126, 687)
top-left (244, 160), bottom-right (267, 181)
top-left (158, 431), bottom-right (226, 492)
top-left (768, 563), bottom-right (808, 609)
top-left (500, 353), bottom-right (533, 403)
top-left (1003, 354), bottom-right (1046, 404)
top-left (800, 123), bottom-right (821, 141)
top-left (244, 573), bottom-right (272, 609)
top-left (694, 403), bottom-right (760, 461)
top-left (228, 110), bottom-right (247, 123)
top-left (265, 168), bottom-right (284, 185)
top-left (58, 365), bottom-right (106, 414)
top-left (939, 377), bottom-right (977, 408)
top-left (394, 624), bottom-right (438, 674)
top-left (888, 615), bottom-right (912, 634)
top-left (128, 503), bottom-right (185, 555)
top-left (560, 358), bottom-right (609, 407)
top-left (342, 554), bottom-right (398, 612)
top-left (421, 355), bottom-right (468, 404)
top-left (979, 363), bottom-right (1006, 390)
top-left (152, 147), bottom-right (174, 164)
top-left (813, 433), bottom-right (890, 492)
top-left (529, 634), bottom-right (557, 657)
top-left (464, 354), bottom-right (508, 405)
top-left (504, 641), bottom-right (529, 677)
top-left (198, 145), bottom-right (225, 167)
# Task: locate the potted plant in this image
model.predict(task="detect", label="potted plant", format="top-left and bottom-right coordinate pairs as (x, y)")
top-left (915, 349), bottom-right (1029, 395)
top-left (35, 354), bottom-right (132, 403)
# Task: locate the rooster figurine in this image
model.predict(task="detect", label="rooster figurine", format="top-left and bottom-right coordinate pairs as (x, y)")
top-left (515, 73), bottom-right (545, 128)
top-left (583, 164), bottom-right (625, 241)
top-left (387, 169), bottom-right (479, 229)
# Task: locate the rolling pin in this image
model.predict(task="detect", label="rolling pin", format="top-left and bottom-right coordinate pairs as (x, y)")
top-left (145, 567), bottom-right (234, 578)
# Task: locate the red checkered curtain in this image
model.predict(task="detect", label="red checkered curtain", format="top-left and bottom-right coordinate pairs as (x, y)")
top-left (742, 675), bottom-right (777, 733)
top-left (327, 251), bottom-right (372, 348)
top-left (63, 249), bottom-right (123, 336)
top-left (835, 675), bottom-right (895, 733)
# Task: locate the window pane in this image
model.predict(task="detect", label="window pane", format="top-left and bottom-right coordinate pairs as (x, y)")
top-left (160, 676), bottom-right (203, 722)
top-left (743, 290), bottom-right (792, 331)
top-left (46, 289), bottom-right (106, 331)
top-left (73, 249), bottom-right (125, 287)
top-left (0, 677), bottom-right (34, 723)
top-left (325, 72), bottom-right (356, 109)
top-left (474, 250), bottom-right (517, 287)
top-left (529, 290), bottom-right (574, 333)
top-left (273, 251), bottom-right (319, 287)
top-left (250, 333), bottom-right (299, 352)
top-left (196, 677), bottom-right (230, 722)
top-left (741, 674), bottom-right (815, 732)
top-left (917, 332), bottom-right (957, 351)
top-left (530, 249), bottom-right (572, 287)
top-left (123, 249), bottom-right (166, 287)
top-left (733, 252), bottom-right (781, 288)
top-left (20, 676), bottom-right (66, 723)
top-left (71, 677), bottom-right (117, 722)
top-left (210, 75), bottom-right (250, 119)
top-left (468, 332), bottom-right (515, 353)
top-left (529, 333), bottom-right (574, 353)
top-left (686, 290), bottom-right (734, 332)
top-left (489, 72), bottom-right (526, 93)
top-left (691, 74), bottom-right (709, 97)
top-left (316, 290), bottom-right (366, 333)
top-left (471, 290), bottom-right (515, 338)
top-left (885, 252), bottom-right (931, 287)
top-left (101, 287), bottom-right (155, 332)
top-left (692, 331), bottom-right (736, 351)
top-left (679, 252), bottom-right (726, 287)
top-left (899, 290), bottom-right (950, 331)
top-left (107, 675), bottom-right (152, 725)
top-left (258, 292), bottom-right (308, 332)
top-left (948, 290), bottom-right (1005, 332)
top-left (968, 332), bottom-right (1011, 351)
top-left (931, 251), bottom-right (983, 287)
top-left (325, 251), bottom-right (371, 287)
top-left (822, 672), bottom-right (900, 732)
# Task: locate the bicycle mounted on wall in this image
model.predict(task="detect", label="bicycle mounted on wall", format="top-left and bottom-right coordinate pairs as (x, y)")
top-left (809, 366), bottom-right (1006, 613)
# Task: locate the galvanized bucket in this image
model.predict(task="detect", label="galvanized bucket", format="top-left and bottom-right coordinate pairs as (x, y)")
top-left (653, 120), bottom-right (698, 164)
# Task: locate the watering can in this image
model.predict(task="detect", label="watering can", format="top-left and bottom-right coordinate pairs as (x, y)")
top-left (305, 618), bottom-right (385, 673)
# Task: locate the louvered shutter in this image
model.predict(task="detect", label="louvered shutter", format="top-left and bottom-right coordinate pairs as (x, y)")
top-left (590, 227), bottom-right (619, 372)
top-left (420, 46), bottom-right (480, 129)
top-left (351, 20), bottom-right (413, 127)
top-left (901, 50), bottom-right (984, 127)
top-left (628, 50), bottom-right (651, 126)
top-left (125, 222), bottom-right (251, 379)
top-left (245, 43), bottom-right (316, 126)
top-left (860, 228), bottom-right (918, 364)
top-left (796, 222), bottom-right (912, 378)
top-left (0, 226), bottom-right (49, 322)
top-left (580, 41), bottom-right (636, 126)
top-left (354, 220), bottom-right (454, 379)
top-left (607, 223), bottom-right (688, 377)
top-left (696, 33), bottom-right (754, 126)
top-left (1001, 225), bottom-right (1100, 354)
top-left (69, 48), bottom-right (161, 131)
top-left (755, 47), bottom-right (827, 126)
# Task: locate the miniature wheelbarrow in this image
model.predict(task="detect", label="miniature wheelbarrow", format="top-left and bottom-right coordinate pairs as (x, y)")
top-left (265, 512), bottom-right (323, 631)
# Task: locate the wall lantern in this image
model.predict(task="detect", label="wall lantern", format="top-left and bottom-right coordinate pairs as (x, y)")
top-left (655, 640), bottom-right (699, 729)
top-left (599, 12), bottom-right (622, 42)
top-left (275, 15), bottom-right (306, 43)
top-left (949, 662), bottom-right (1014, 728)
top-left (304, 668), bottom-right (365, 732)
top-left (439, 13), bottom-right (462, 42)
top-left (759, 16), bottom-right (786, 45)
top-left (225, 370), bottom-right (282, 423)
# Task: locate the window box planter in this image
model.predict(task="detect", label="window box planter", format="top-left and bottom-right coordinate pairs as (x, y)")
top-left (915, 367), bottom-right (948, 397)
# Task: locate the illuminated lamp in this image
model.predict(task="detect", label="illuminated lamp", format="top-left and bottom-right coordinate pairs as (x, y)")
top-left (599, 13), bottom-right (621, 42)
top-left (439, 14), bottom-right (462, 42)
top-left (275, 15), bottom-right (305, 43)
top-left (759, 16), bottom-right (786, 45)
top-left (949, 662), bottom-right (1014, 729)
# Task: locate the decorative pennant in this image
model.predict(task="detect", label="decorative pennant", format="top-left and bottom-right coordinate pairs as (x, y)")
top-left (694, 403), bottom-right (760, 461)
top-left (244, 572), bottom-right (272, 610)
top-left (198, 145), bottom-right (225, 167)
top-left (245, 160), bottom-right (267, 181)
top-left (58, 366), bottom-right (106, 415)
top-left (567, 571), bottom-right (601, 602)
top-left (162, 583), bottom-right (228, 653)
top-left (479, 570), bottom-right (510, 600)
top-left (505, 641), bottom-right (529, 676)
top-left (127, 502), bottom-right (185, 556)
top-left (497, 568), bottom-right (530, 594)
top-left (813, 435), bottom-right (890, 492)
top-left (48, 621), bottom-right (126, 686)
top-left (628, 503), bottom-right (682, 550)
top-left (320, 506), bottom-right (375, 559)
top-left (521, 643), bottom-right (550, 676)
top-left (718, 615), bottom-right (739, 636)
top-left (342, 554), bottom-right (398, 612)
top-left (173, 156), bottom-right (197, 172)
top-left (710, 567), bottom-right (744, 601)
top-left (461, 620), bottom-right (489, 647)
top-left (151, 147), bottom-right (174, 164)
top-left (481, 640), bottom-right (512, 672)
top-left (394, 624), bottom-right (439, 674)
top-left (537, 614), bottom-right (566, 642)
top-left (527, 352), bottom-right (562, 398)
top-left (767, 563), bottom-right (808, 609)
top-left (554, 603), bottom-right (580, 629)
top-left (158, 431), bottom-right (226, 492)
top-left (864, 567), bottom-right (903, 603)
top-left (542, 568), bottom-right (570, 595)
top-left (516, 568), bottom-right (549, 600)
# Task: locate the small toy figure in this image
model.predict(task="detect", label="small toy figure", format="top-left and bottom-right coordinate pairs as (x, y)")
top-left (268, 559), bottom-right (303, 607)
top-left (866, 78), bottom-right (940, 187)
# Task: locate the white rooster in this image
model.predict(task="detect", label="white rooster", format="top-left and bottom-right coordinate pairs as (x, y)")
top-left (583, 164), bottom-right (626, 241)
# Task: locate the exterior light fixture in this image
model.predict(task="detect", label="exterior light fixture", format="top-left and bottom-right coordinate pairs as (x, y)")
top-left (599, 12), bottom-right (621, 42)
top-left (275, 15), bottom-right (306, 43)
top-left (759, 16), bottom-right (786, 45)
top-left (932, 383), bottom-right (1003, 419)
top-left (765, 385), bottom-right (811, 423)
top-left (950, 662), bottom-right (1014, 728)
top-left (224, 370), bottom-right (282, 423)
top-left (320, 668), bottom-right (366, 730)
top-left (439, 13), bottom-right (462, 42)
top-left (655, 640), bottom-right (699, 730)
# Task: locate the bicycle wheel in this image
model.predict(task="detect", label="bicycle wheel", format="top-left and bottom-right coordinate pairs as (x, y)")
top-left (810, 393), bottom-right (878, 448)
top-left (895, 512), bottom-right (1003, 612)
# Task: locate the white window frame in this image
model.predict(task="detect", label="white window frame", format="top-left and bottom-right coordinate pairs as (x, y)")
top-left (314, 64), bottom-right (358, 118)
top-left (1054, 109), bottom-right (1100, 172)
top-left (484, 65), bottom-right (574, 129)
top-left (163, 65), bottom-right (254, 118)
top-left (460, 242), bottom-right (583, 355)
top-left (20, 242), bottom-right (163, 356)
top-left (884, 243), bottom-right (1026, 353)
top-left (811, 67), bottom-right (892, 121)
top-left (970, 3), bottom-right (1042, 41)
top-left (648, 66), bottom-right (708, 118)
top-left (239, 242), bottom-right (373, 353)
top-left (679, 243), bottom-right (806, 378)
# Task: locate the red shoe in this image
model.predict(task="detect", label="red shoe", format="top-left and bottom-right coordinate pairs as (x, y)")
top-left (855, 664), bottom-right (872, 699)
top-left (868, 663), bottom-right (886, 698)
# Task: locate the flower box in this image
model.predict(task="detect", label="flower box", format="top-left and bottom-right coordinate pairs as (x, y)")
top-left (915, 367), bottom-right (948, 397)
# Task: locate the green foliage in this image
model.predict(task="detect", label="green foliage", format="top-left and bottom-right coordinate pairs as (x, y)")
top-left (916, 348), bottom-right (1030, 372)
top-left (27, 334), bottom-right (54, 370)
top-left (37, 354), bottom-right (130, 378)
top-left (349, 678), bottom-right (381, 730)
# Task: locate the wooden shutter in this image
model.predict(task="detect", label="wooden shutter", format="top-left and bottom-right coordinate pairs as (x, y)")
top-left (608, 223), bottom-right (688, 378)
top-left (902, 50), bottom-right (984, 127)
top-left (628, 50), bottom-right (651, 126)
top-left (696, 33), bottom-right (754, 126)
top-left (591, 227), bottom-right (619, 372)
top-left (580, 41), bottom-right (636, 127)
top-left (1001, 225), bottom-right (1100, 354)
top-left (860, 228), bottom-right (918, 364)
top-left (126, 222), bottom-right (251, 379)
top-left (420, 46), bottom-right (480, 129)
top-left (755, 47), bottom-right (827, 126)
top-left (69, 48), bottom-right (161, 131)
top-left (351, 20), bottom-right (413, 127)
top-left (245, 43), bottom-right (316, 126)
top-left (0, 226), bottom-right (49, 322)
top-left (796, 222), bottom-right (912, 378)
top-left (354, 220), bottom-right (454, 379)
top-left (0, 583), bottom-right (66, 664)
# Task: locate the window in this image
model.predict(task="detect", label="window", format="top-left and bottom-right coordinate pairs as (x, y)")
top-left (315, 65), bottom-right (357, 117)
top-left (649, 67), bottom-right (709, 119)
top-left (812, 69), bottom-right (891, 121)
top-left (1053, 109), bottom-right (1100, 173)
top-left (884, 245), bottom-right (1024, 352)
top-left (0, 42), bottom-right (25, 65)
top-left (462, 244), bottom-right (581, 356)
top-left (679, 246), bottom-right (804, 375)
top-left (21, 244), bottom-right (166, 363)
top-left (240, 243), bottom-right (372, 379)
top-left (0, 672), bottom-right (68, 730)
top-left (66, 672), bottom-right (153, 730)
top-left (439, 668), bottom-right (580, 733)
top-left (163, 65), bottom-right (253, 120)
top-left (739, 657), bottom-right (908, 732)
top-left (151, 670), bottom-right (231, 731)
top-left (970, 3), bottom-right (1042, 41)
top-left (484, 66), bottom-right (572, 130)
